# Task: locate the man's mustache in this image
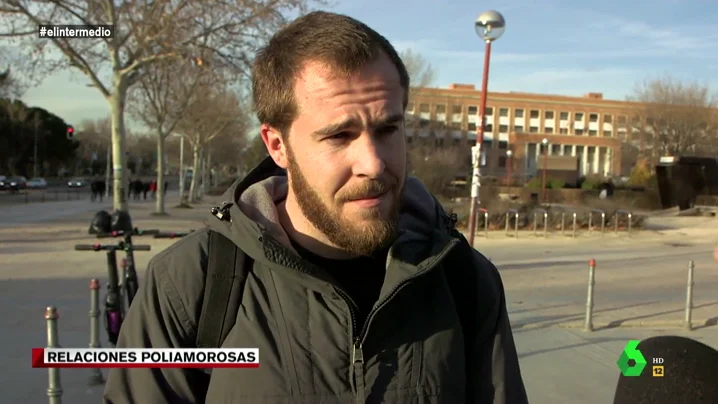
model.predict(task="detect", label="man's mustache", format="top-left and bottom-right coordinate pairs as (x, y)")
top-left (340, 178), bottom-right (397, 202)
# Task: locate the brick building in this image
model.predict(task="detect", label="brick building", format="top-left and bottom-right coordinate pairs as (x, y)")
top-left (406, 83), bottom-right (651, 179)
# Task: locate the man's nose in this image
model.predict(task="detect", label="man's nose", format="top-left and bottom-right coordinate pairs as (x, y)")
top-left (351, 133), bottom-right (386, 179)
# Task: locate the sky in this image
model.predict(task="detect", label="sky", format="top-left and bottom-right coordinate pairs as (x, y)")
top-left (19, 0), bottom-right (718, 129)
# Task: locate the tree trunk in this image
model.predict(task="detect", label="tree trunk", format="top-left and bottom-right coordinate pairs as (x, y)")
top-left (155, 134), bottom-right (166, 215)
top-left (105, 144), bottom-right (111, 198)
top-left (188, 144), bottom-right (201, 203)
top-left (110, 78), bottom-right (129, 212)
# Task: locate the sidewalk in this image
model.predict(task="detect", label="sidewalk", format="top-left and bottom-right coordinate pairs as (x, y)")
top-left (1, 199), bottom-right (717, 403)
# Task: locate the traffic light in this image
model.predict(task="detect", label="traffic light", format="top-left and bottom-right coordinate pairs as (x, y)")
top-left (66, 126), bottom-right (74, 139)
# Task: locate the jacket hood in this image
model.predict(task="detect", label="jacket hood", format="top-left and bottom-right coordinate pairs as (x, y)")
top-left (204, 156), bottom-right (455, 268)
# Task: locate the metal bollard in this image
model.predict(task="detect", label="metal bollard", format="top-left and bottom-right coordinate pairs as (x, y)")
top-left (478, 208), bottom-right (489, 239)
top-left (584, 259), bottom-right (596, 332)
top-left (533, 209), bottom-right (548, 238)
top-left (685, 260), bottom-right (694, 331)
top-left (45, 306), bottom-right (63, 404)
top-left (88, 279), bottom-right (105, 385)
top-left (560, 211), bottom-right (577, 238)
top-left (505, 209), bottom-right (519, 239)
top-left (614, 209), bottom-right (633, 237)
top-left (588, 209), bottom-right (606, 236)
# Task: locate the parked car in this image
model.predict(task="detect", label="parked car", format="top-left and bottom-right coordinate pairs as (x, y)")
top-left (6, 176), bottom-right (27, 191)
top-left (0, 175), bottom-right (7, 190)
top-left (67, 177), bottom-right (87, 188)
top-left (27, 177), bottom-right (48, 189)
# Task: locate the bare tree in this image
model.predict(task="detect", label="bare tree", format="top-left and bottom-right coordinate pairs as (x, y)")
top-left (128, 59), bottom-right (207, 214)
top-left (0, 0), bottom-right (324, 213)
top-left (0, 68), bottom-right (20, 98)
top-left (629, 77), bottom-right (718, 158)
top-left (399, 49), bottom-right (437, 90)
top-left (177, 84), bottom-right (248, 202)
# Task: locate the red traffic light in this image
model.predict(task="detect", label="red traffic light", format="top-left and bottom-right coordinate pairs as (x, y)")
top-left (66, 126), bottom-right (74, 139)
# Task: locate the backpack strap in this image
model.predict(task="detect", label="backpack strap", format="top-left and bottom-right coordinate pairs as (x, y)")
top-left (196, 231), bottom-right (252, 348)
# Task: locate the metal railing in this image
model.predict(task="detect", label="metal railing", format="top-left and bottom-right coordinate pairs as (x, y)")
top-left (588, 209), bottom-right (606, 236)
top-left (532, 208), bottom-right (548, 238)
top-left (614, 209), bottom-right (633, 236)
top-left (505, 209), bottom-right (520, 239)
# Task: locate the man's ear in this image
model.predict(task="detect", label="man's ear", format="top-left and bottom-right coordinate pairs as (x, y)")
top-left (261, 124), bottom-right (289, 169)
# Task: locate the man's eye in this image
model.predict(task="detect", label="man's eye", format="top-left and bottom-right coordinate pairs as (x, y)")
top-left (377, 125), bottom-right (398, 135)
top-left (326, 132), bottom-right (351, 141)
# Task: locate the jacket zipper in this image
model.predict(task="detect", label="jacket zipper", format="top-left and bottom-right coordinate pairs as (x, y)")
top-left (347, 238), bottom-right (458, 404)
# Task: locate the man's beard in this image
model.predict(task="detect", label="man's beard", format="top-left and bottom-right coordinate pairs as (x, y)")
top-left (286, 149), bottom-right (404, 257)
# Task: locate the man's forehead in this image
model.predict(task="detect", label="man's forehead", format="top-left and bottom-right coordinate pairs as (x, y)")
top-left (294, 57), bottom-right (401, 98)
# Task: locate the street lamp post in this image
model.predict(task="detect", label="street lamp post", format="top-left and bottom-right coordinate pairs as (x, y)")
top-left (541, 138), bottom-right (549, 203)
top-left (468, 10), bottom-right (506, 248)
top-left (505, 149), bottom-right (513, 191)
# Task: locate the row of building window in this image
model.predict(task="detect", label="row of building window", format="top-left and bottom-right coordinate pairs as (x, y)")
top-left (408, 103), bottom-right (631, 126)
top-left (413, 121), bottom-right (623, 137)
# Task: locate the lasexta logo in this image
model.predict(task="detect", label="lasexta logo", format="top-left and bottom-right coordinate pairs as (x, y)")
top-left (617, 340), bottom-right (647, 376)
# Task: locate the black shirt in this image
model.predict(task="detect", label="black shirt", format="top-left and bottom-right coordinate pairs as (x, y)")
top-left (290, 239), bottom-right (388, 332)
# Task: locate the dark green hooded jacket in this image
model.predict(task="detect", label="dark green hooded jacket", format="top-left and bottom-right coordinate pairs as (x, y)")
top-left (103, 157), bottom-right (527, 403)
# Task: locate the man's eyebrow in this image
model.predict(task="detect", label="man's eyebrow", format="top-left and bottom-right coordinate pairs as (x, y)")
top-left (375, 113), bottom-right (405, 126)
top-left (313, 118), bottom-right (359, 137)
top-left (312, 113), bottom-right (405, 137)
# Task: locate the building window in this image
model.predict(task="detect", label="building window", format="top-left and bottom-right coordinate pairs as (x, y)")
top-left (499, 124), bottom-right (508, 133)
top-left (467, 106), bottom-right (478, 115)
top-left (419, 119), bottom-right (429, 128)
top-left (514, 125), bottom-right (524, 133)
top-left (575, 129), bottom-right (584, 135)
top-left (515, 109), bottom-right (525, 118)
top-left (617, 115), bottom-right (627, 125)
top-left (560, 111), bottom-right (570, 120)
top-left (589, 129), bottom-right (598, 136)
top-left (529, 126), bottom-right (539, 133)
top-left (419, 103), bottom-right (430, 113)
top-left (603, 114), bottom-right (612, 123)
top-left (435, 104), bottom-right (446, 114)
top-left (589, 113), bottom-right (598, 123)
top-left (486, 107), bottom-right (494, 115)
top-left (485, 124), bottom-right (493, 132)
top-left (603, 130), bottom-right (613, 137)
top-left (498, 156), bottom-right (507, 168)
top-left (545, 111), bottom-right (555, 120)
top-left (450, 121), bottom-right (461, 130)
top-left (530, 110), bottom-right (540, 119)
top-left (407, 102), bottom-right (414, 112)
top-left (452, 105), bottom-right (463, 115)
top-left (559, 128), bottom-right (568, 134)
top-left (574, 112), bottom-right (584, 121)
top-left (468, 122), bottom-right (477, 131)
top-left (499, 107), bottom-right (509, 117)
top-left (482, 139), bottom-right (493, 149)
top-left (498, 140), bottom-right (508, 150)
top-left (545, 127), bottom-right (554, 134)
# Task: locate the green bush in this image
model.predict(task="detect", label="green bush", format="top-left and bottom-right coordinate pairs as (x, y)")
top-left (527, 177), bottom-right (542, 189)
top-left (548, 178), bottom-right (566, 189)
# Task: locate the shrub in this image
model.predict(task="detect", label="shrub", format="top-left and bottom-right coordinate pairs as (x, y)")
top-left (548, 178), bottom-right (566, 189)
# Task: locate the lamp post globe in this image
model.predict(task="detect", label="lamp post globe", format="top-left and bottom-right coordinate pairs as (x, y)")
top-left (475, 10), bottom-right (506, 43)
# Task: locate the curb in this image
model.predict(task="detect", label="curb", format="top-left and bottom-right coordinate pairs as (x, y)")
top-left (556, 319), bottom-right (716, 329)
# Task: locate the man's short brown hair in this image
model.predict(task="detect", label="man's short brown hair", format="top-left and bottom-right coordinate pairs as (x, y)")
top-left (251, 11), bottom-right (410, 136)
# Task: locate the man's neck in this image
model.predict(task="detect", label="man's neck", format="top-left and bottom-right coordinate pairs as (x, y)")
top-left (278, 194), bottom-right (358, 260)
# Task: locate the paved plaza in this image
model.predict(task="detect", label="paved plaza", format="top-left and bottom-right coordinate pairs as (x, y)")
top-left (1, 195), bottom-right (716, 403)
